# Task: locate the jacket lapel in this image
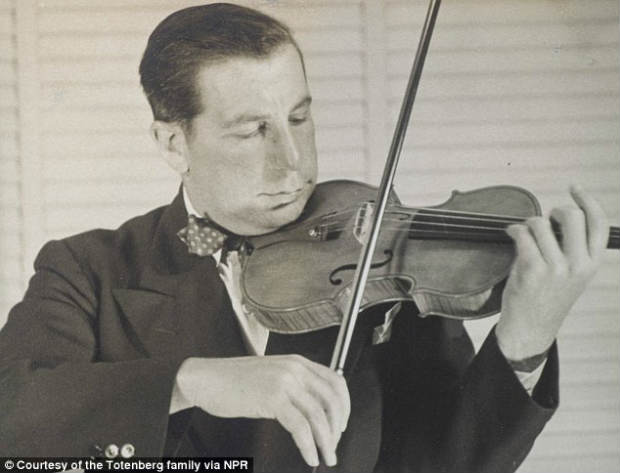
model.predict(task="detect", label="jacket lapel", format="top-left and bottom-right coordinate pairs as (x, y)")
top-left (113, 189), bottom-right (248, 360)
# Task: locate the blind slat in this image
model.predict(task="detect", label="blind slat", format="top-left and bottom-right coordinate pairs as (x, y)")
top-left (389, 47), bottom-right (619, 75)
top-left (520, 457), bottom-right (620, 473)
top-left (41, 55), bottom-right (364, 83)
top-left (41, 79), bottom-right (365, 110)
top-left (389, 72), bottom-right (619, 97)
top-left (40, 103), bottom-right (366, 132)
top-left (389, 22), bottom-right (618, 51)
top-left (531, 431), bottom-right (619, 457)
top-left (560, 384), bottom-right (620, 410)
top-left (393, 119), bottom-right (619, 147)
top-left (39, 29), bottom-right (363, 58)
top-left (37, 0), bottom-right (362, 10)
top-left (386, 1), bottom-right (619, 26)
top-left (38, 5), bottom-right (362, 33)
top-left (396, 143), bottom-right (620, 171)
top-left (545, 408), bottom-right (620, 433)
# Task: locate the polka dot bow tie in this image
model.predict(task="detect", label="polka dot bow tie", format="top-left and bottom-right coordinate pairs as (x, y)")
top-left (177, 214), bottom-right (228, 257)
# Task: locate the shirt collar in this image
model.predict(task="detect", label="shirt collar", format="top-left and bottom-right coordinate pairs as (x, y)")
top-left (182, 185), bottom-right (200, 218)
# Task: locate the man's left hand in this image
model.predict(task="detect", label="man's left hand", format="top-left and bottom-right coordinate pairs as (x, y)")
top-left (496, 184), bottom-right (609, 361)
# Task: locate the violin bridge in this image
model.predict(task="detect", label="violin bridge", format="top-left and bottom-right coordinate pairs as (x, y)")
top-left (353, 201), bottom-right (374, 245)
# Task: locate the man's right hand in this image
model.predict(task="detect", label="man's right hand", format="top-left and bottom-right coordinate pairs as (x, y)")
top-left (170, 355), bottom-right (350, 467)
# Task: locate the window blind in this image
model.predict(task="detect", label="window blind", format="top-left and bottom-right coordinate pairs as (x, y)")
top-left (2, 1), bottom-right (619, 471)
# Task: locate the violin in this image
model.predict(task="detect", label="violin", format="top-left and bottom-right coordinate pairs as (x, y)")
top-left (241, 180), bottom-right (620, 334)
top-left (243, 0), bottom-right (619, 378)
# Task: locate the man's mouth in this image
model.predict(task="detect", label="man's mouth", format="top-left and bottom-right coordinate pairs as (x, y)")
top-left (261, 187), bottom-right (303, 207)
top-left (269, 193), bottom-right (301, 209)
top-left (260, 180), bottom-right (313, 210)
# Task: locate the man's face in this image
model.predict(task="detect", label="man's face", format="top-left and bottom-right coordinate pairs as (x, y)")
top-left (183, 44), bottom-right (318, 235)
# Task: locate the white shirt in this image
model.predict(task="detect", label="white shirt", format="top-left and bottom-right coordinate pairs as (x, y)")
top-left (183, 188), bottom-right (269, 355)
top-left (182, 188), bottom-right (544, 394)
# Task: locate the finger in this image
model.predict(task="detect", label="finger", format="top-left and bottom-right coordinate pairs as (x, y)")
top-left (291, 389), bottom-right (338, 467)
top-left (570, 184), bottom-right (609, 258)
top-left (550, 206), bottom-right (588, 265)
top-left (294, 357), bottom-right (351, 432)
top-left (299, 365), bottom-right (345, 439)
top-left (276, 405), bottom-right (320, 467)
top-left (335, 375), bottom-right (350, 432)
top-left (298, 359), bottom-right (350, 433)
top-left (524, 217), bottom-right (564, 266)
top-left (506, 224), bottom-right (543, 269)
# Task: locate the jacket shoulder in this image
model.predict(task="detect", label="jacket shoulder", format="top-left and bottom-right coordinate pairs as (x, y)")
top-left (64, 204), bottom-right (167, 252)
top-left (35, 204), bottom-right (171, 288)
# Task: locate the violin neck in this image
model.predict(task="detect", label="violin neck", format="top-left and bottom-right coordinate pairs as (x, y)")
top-left (398, 207), bottom-right (620, 250)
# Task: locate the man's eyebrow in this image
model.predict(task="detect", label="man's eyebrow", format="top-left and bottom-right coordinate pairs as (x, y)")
top-left (222, 96), bottom-right (313, 129)
top-left (291, 95), bottom-right (312, 112)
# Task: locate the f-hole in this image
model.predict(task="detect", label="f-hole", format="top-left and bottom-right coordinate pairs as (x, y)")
top-left (329, 249), bottom-right (394, 285)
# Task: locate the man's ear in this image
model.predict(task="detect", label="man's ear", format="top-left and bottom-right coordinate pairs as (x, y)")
top-left (150, 121), bottom-right (190, 175)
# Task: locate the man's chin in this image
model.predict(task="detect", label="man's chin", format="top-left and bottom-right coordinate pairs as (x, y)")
top-left (226, 190), bottom-right (312, 235)
top-left (246, 200), bottom-right (305, 235)
top-left (263, 203), bottom-right (305, 232)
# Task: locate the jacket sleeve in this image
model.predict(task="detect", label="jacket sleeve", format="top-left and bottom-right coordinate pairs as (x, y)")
top-left (376, 310), bottom-right (559, 473)
top-left (0, 240), bottom-right (184, 457)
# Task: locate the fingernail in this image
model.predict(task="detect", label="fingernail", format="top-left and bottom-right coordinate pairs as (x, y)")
top-left (505, 225), bottom-right (517, 236)
top-left (309, 450), bottom-right (320, 468)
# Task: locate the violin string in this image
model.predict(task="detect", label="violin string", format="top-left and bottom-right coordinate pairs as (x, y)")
top-left (317, 220), bottom-right (619, 248)
top-left (372, 217), bottom-right (620, 236)
top-left (399, 225), bottom-right (620, 244)
top-left (318, 204), bottom-right (529, 225)
top-left (317, 207), bottom-right (528, 232)
top-left (308, 204), bottom-right (620, 244)
top-left (394, 204), bottom-right (527, 221)
top-left (319, 220), bottom-right (537, 237)
top-left (404, 228), bottom-right (513, 239)
top-left (316, 202), bottom-right (620, 230)
top-left (309, 205), bottom-right (490, 226)
top-left (391, 212), bottom-right (523, 226)
top-left (319, 212), bottom-right (529, 234)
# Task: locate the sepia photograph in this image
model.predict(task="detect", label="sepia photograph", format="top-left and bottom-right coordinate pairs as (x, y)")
top-left (0, 1), bottom-right (619, 472)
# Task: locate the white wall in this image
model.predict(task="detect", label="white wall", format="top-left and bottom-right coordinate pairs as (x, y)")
top-left (1, 1), bottom-right (618, 471)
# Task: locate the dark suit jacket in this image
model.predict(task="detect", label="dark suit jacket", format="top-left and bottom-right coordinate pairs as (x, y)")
top-left (0, 190), bottom-right (559, 472)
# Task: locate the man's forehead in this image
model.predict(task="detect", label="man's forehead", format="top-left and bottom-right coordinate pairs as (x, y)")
top-left (194, 45), bottom-right (309, 121)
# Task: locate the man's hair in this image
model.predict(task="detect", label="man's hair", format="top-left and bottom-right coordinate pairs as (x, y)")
top-left (139, 3), bottom-right (302, 131)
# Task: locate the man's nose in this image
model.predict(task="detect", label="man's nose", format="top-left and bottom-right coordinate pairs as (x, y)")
top-left (269, 124), bottom-right (300, 171)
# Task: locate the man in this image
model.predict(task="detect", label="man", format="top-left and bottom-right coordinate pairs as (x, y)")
top-left (0, 3), bottom-right (609, 472)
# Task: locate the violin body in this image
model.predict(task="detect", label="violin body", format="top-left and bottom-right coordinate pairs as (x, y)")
top-left (243, 180), bottom-right (542, 333)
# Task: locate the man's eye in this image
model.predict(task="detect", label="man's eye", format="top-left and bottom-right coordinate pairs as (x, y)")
top-left (289, 115), bottom-right (309, 125)
top-left (238, 122), bottom-right (267, 139)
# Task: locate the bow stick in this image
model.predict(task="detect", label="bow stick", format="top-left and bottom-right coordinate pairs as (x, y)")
top-left (329, 0), bottom-right (442, 375)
